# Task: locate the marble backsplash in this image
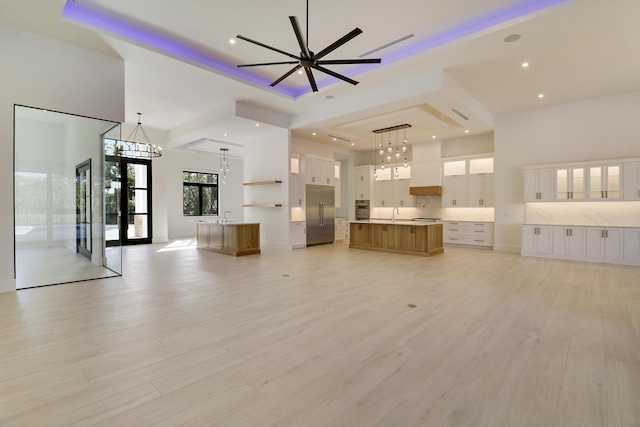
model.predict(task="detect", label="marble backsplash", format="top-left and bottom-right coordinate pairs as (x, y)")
top-left (525, 201), bottom-right (640, 227)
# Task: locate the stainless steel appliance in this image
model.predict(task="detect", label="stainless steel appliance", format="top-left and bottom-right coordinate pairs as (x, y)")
top-left (355, 200), bottom-right (370, 221)
top-left (306, 185), bottom-right (335, 246)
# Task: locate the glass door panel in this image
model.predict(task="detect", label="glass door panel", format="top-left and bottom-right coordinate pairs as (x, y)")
top-left (123, 161), bottom-right (152, 245)
top-left (571, 167), bottom-right (585, 200)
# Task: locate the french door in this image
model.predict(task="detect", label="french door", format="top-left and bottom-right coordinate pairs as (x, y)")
top-left (105, 155), bottom-right (153, 246)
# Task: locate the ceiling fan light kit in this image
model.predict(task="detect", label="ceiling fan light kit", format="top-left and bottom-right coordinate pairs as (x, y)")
top-left (236, 1), bottom-right (381, 92)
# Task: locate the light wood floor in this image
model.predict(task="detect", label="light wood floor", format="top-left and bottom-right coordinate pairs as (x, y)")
top-left (1, 241), bottom-right (639, 426)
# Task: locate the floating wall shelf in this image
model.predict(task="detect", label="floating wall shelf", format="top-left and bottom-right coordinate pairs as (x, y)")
top-left (243, 180), bottom-right (282, 186)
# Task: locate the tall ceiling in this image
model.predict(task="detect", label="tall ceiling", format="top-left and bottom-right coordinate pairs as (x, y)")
top-left (2, 0), bottom-right (640, 155)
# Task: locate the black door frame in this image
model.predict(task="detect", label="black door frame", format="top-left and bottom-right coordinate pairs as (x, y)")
top-left (105, 155), bottom-right (153, 246)
top-left (76, 159), bottom-right (92, 259)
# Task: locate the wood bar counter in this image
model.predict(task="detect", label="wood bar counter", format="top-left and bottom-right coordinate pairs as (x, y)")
top-left (349, 221), bottom-right (444, 257)
top-left (197, 222), bottom-right (260, 256)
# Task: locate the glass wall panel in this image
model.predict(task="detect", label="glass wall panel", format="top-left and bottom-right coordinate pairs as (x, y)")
top-left (14, 105), bottom-right (121, 288)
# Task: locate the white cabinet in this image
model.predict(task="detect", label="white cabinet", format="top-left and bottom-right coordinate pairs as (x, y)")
top-left (523, 168), bottom-right (554, 201)
top-left (443, 221), bottom-right (494, 247)
top-left (442, 176), bottom-right (468, 207)
top-left (442, 155), bottom-right (493, 207)
top-left (522, 225), bottom-right (553, 254)
top-left (586, 227), bottom-right (624, 261)
top-left (554, 166), bottom-right (586, 200)
top-left (393, 175), bottom-right (413, 207)
top-left (467, 174), bottom-right (494, 207)
top-left (374, 178), bottom-right (393, 207)
top-left (290, 154), bottom-right (302, 207)
top-left (623, 228), bottom-right (640, 264)
top-left (552, 226), bottom-right (586, 257)
top-left (588, 164), bottom-right (621, 200)
top-left (291, 221), bottom-right (306, 249)
top-left (335, 218), bottom-right (346, 241)
top-left (304, 156), bottom-right (334, 186)
top-left (372, 166), bottom-right (413, 207)
top-left (354, 165), bottom-right (373, 200)
top-left (623, 162), bottom-right (640, 200)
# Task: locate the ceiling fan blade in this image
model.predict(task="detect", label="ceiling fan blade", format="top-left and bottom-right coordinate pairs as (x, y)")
top-left (289, 16), bottom-right (311, 59)
top-left (316, 58), bottom-right (381, 65)
top-left (314, 28), bottom-right (363, 61)
top-left (304, 67), bottom-right (319, 92)
top-left (312, 64), bottom-right (359, 86)
top-left (238, 61), bottom-right (300, 68)
top-left (270, 64), bottom-right (302, 87)
top-left (236, 34), bottom-right (300, 60)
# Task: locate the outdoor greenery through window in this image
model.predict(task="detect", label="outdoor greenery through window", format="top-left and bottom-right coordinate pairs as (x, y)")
top-left (183, 171), bottom-right (218, 216)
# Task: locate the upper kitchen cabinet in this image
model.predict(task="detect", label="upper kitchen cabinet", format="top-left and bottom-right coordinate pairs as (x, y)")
top-left (555, 166), bottom-right (586, 201)
top-left (374, 167), bottom-right (393, 207)
top-left (442, 155), bottom-right (494, 208)
top-left (623, 161), bottom-right (640, 200)
top-left (523, 167), bottom-right (554, 202)
top-left (290, 154), bottom-right (302, 208)
top-left (354, 165), bottom-right (374, 200)
top-left (303, 155), bottom-right (335, 186)
top-left (588, 163), bottom-right (621, 200)
top-left (467, 157), bottom-right (494, 207)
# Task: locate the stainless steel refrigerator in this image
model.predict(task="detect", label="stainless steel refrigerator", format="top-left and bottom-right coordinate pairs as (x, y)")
top-left (306, 184), bottom-right (335, 246)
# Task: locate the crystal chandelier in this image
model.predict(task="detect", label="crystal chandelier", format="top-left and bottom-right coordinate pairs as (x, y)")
top-left (219, 148), bottom-right (229, 184)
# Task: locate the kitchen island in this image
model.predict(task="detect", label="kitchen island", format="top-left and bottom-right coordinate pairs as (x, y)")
top-left (349, 220), bottom-right (444, 257)
top-left (197, 222), bottom-right (260, 256)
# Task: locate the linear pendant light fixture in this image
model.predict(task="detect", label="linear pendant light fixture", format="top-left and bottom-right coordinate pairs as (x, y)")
top-left (219, 148), bottom-right (229, 184)
top-left (373, 124), bottom-right (410, 177)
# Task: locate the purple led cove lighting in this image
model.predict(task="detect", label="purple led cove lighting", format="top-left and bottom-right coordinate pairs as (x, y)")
top-left (306, 0), bottom-right (571, 97)
top-left (63, 0), bottom-right (569, 99)
top-left (62, 1), bottom-right (299, 98)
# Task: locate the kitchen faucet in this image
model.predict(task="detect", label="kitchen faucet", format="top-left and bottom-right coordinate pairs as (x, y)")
top-left (223, 210), bottom-right (231, 221)
top-left (392, 207), bottom-right (400, 223)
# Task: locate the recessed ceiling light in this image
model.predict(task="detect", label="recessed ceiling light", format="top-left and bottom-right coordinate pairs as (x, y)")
top-left (312, 132), bottom-right (316, 136)
top-left (351, 142), bottom-right (355, 146)
top-left (333, 137), bottom-right (337, 141)
top-left (465, 130), bottom-right (469, 133)
top-left (522, 62), bottom-right (529, 68)
top-left (229, 39), bottom-right (236, 44)
top-left (432, 135), bottom-right (436, 139)
top-left (224, 133), bottom-right (228, 137)
top-left (504, 33), bottom-right (521, 43)
top-left (255, 123), bottom-right (260, 127)
top-left (538, 93), bottom-right (544, 98)
top-left (298, 70), bottom-right (303, 75)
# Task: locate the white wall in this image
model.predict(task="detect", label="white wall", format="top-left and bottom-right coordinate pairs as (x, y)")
top-left (494, 90), bottom-right (640, 252)
top-left (0, 24), bottom-right (125, 293)
top-left (244, 129), bottom-right (290, 248)
top-left (164, 149), bottom-right (244, 239)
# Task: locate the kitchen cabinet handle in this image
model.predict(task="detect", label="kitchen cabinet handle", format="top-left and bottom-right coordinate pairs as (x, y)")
top-left (605, 190), bottom-right (608, 198)
top-left (605, 230), bottom-right (609, 238)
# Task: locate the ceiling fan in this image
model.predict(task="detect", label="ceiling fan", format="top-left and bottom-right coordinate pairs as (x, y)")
top-left (236, 0), bottom-right (381, 92)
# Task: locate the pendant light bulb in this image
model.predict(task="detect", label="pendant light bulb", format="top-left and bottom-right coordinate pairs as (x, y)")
top-left (396, 148), bottom-right (400, 158)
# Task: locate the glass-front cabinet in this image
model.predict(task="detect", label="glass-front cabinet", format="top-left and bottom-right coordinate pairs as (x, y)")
top-left (588, 164), bottom-right (621, 200)
top-left (555, 166), bottom-right (585, 200)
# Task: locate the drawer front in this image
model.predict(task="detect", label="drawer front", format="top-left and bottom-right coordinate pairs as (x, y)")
top-left (443, 221), bottom-right (464, 227)
top-left (444, 235), bottom-right (466, 244)
top-left (444, 225), bottom-right (466, 236)
top-left (466, 226), bottom-right (494, 236)
top-left (465, 236), bottom-right (494, 246)
top-left (468, 222), bottom-right (494, 229)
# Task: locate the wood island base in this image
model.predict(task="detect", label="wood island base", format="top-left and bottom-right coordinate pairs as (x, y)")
top-left (349, 222), bottom-right (444, 257)
top-left (197, 222), bottom-right (260, 256)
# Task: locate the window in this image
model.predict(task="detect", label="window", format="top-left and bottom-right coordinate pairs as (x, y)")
top-left (183, 171), bottom-right (218, 216)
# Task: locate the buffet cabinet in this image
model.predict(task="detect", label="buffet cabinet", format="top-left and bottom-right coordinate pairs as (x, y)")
top-left (197, 223), bottom-right (260, 256)
top-left (522, 224), bottom-right (639, 266)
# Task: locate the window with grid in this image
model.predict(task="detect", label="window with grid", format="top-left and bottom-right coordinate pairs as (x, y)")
top-left (183, 171), bottom-right (218, 216)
